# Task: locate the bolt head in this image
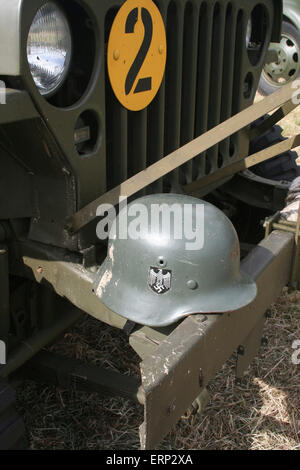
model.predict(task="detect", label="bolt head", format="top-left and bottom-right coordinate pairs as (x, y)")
top-left (158, 44), bottom-right (164, 54)
top-left (187, 280), bottom-right (198, 290)
top-left (113, 49), bottom-right (120, 61)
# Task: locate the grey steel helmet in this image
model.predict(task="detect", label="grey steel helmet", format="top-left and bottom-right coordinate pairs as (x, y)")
top-left (94, 194), bottom-right (257, 327)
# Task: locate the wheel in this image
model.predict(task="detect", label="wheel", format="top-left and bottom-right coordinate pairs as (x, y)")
top-left (259, 21), bottom-right (300, 96)
top-left (0, 379), bottom-right (27, 450)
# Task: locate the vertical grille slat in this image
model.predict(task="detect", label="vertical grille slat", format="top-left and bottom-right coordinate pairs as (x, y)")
top-left (146, 1), bottom-right (167, 194)
top-left (219, 3), bottom-right (237, 165)
top-left (193, 2), bottom-right (213, 179)
top-left (230, 8), bottom-right (244, 158)
top-left (181, 1), bottom-right (200, 184)
top-left (206, 2), bottom-right (226, 173)
top-left (127, 110), bottom-right (147, 197)
top-left (106, 98), bottom-right (128, 190)
top-left (147, 87), bottom-right (165, 194)
top-left (164, 0), bottom-right (184, 190)
top-left (105, 8), bottom-right (128, 191)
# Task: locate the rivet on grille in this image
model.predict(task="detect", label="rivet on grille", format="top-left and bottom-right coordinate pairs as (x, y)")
top-left (158, 44), bottom-right (164, 55)
top-left (113, 50), bottom-right (120, 61)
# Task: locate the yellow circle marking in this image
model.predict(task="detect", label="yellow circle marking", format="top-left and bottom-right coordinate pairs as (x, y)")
top-left (107, 0), bottom-right (167, 112)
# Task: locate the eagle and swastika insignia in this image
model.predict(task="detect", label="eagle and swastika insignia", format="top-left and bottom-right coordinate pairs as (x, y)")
top-left (148, 267), bottom-right (172, 295)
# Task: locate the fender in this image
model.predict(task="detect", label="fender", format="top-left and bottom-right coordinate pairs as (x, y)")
top-left (283, 0), bottom-right (300, 32)
top-left (0, 0), bottom-right (22, 75)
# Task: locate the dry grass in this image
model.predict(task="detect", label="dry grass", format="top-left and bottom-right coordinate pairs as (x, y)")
top-left (15, 96), bottom-right (300, 451)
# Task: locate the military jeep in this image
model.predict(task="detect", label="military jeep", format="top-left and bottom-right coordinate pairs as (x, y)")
top-left (0, 0), bottom-right (299, 450)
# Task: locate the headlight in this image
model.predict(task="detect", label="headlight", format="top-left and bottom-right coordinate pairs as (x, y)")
top-left (27, 2), bottom-right (72, 97)
top-left (246, 18), bottom-right (252, 48)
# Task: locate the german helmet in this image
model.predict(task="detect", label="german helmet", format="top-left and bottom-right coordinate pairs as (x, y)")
top-left (94, 194), bottom-right (257, 327)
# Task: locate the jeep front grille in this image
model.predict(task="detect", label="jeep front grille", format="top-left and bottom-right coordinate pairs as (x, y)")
top-left (105, 0), bottom-right (271, 194)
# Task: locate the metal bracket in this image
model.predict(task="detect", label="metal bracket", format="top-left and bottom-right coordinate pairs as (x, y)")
top-left (264, 47), bottom-right (279, 65)
top-left (236, 315), bottom-right (266, 380)
top-left (20, 351), bottom-right (145, 406)
top-left (264, 206), bottom-right (300, 288)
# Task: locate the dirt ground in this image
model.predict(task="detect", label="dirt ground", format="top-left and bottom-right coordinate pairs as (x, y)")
top-left (15, 98), bottom-right (300, 451)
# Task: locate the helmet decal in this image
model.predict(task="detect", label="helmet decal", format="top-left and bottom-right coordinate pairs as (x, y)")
top-left (148, 267), bottom-right (172, 295)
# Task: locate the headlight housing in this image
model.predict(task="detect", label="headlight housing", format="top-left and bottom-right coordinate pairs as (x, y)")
top-left (27, 2), bottom-right (72, 97)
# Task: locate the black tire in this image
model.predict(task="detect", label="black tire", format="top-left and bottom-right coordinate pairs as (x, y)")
top-left (259, 21), bottom-right (300, 96)
top-left (250, 116), bottom-right (300, 182)
top-left (0, 379), bottom-right (27, 450)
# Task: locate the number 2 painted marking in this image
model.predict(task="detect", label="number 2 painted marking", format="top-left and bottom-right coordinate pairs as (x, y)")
top-left (125, 7), bottom-right (153, 95)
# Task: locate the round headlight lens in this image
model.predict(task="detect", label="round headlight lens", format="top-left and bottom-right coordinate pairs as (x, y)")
top-left (27, 2), bottom-right (72, 97)
top-left (246, 18), bottom-right (252, 48)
